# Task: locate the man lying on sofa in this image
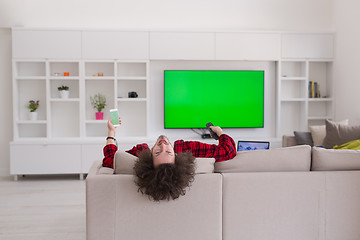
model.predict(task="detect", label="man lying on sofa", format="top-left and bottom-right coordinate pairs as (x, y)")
top-left (102, 118), bottom-right (236, 201)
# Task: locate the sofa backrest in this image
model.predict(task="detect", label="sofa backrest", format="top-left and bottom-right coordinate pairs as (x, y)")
top-left (86, 173), bottom-right (223, 240)
top-left (113, 151), bottom-right (216, 174)
top-left (215, 145), bottom-right (312, 173)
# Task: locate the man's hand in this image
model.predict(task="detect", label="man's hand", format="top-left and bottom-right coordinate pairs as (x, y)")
top-left (106, 118), bottom-right (121, 145)
top-left (210, 126), bottom-right (224, 138)
top-left (107, 118), bottom-right (117, 137)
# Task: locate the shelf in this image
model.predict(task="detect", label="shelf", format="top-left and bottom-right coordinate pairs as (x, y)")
top-left (49, 61), bottom-right (80, 77)
top-left (281, 98), bottom-right (307, 102)
top-left (117, 77), bottom-right (147, 80)
top-left (16, 76), bottom-right (46, 80)
top-left (49, 77), bottom-right (80, 80)
top-left (51, 101), bottom-right (80, 138)
top-left (50, 98), bottom-right (80, 102)
top-left (117, 62), bottom-right (147, 77)
top-left (50, 79), bottom-right (80, 99)
top-left (281, 61), bottom-right (307, 79)
top-left (308, 98), bottom-right (332, 102)
top-left (16, 61), bottom-right (46, 77)
top-left (85, 77), bottom-right (115, 80)
top-left (86, 120), bottom-right (107, 124)
top-left (17, 120), bottom-right (47, 124)
top-left (18, 123), bottom-right (47, 138)
top-left (85, 62), bottom-right (115, 77)
top-left (117, 98), bottom-right (147, 102)
top-left (280, 77), bottom-right (306, 81)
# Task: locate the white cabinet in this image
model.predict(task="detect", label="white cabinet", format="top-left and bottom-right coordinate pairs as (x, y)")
top-left (82, 31), bottom-right (149, 59)
top-left (81, 144), bottom-right (104, 173)
top-left (10, 144), bottom-right (82, 175)
top-left (12, 30), bottom-right (82, 59)
top-left (150, 32), bottom-right (215, 60)
top-left (281, 33), bottom-right (333, 59)
top-left (215, 32), bottom-right (281, 60)
top-left (276, 60), bottom-right (334, 136)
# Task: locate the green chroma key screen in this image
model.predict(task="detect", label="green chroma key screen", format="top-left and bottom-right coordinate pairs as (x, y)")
top-left (164, 70), bottom-right (264, 128)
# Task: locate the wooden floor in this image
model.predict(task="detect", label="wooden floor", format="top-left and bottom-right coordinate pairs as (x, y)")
top-left (0, 175), bottom-right (86, 240)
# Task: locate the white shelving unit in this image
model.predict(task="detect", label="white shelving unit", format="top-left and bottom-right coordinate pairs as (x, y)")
top-left (13, 59), bottom-right (149, 140)
top-left (276, 59), bottom-right (333, 136)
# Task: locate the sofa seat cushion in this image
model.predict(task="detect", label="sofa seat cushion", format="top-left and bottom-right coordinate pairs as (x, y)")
top-left (311, 147), bottom-right (360, 171)
top-left (113, 151), bottom-right (215, 174)
top-left (214, 145), bottom-right (311, 173)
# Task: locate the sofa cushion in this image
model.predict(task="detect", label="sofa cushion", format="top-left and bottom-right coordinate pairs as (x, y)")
top-left (113, 151), bottom-right (215, 174)
top-left (311, 147), bottom-right (360, 171)
top-left (214, 145), bottom-right (311, 173)
top-left (323, 119), bottom-right (360, 149)
top-left (309, 119), bottom-right (348, 146)
top-left (294, 131), bottom-right (314, 146)
top-left (282, 135), bottom-right (297, 147)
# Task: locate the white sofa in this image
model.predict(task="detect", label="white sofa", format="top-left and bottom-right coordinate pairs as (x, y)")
top-left (86, 142), bottom-right (360, 240)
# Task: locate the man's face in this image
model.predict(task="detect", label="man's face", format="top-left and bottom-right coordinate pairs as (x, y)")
top-left (151, 135), bottom-right (175, 167)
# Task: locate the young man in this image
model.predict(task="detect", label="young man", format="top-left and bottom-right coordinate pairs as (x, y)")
top-left (102, 119), bottom-right (236, 201)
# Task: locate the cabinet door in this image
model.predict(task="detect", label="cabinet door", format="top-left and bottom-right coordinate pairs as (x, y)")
top-left (12, 30), bottom-right (82, 59)
top-left (81, 144), bottom-right (104, 173)
top-left (10, 144), bottom-right (81, 174)
top-left (216, 33), bottom-right (280, 60)
top-left (150, 32), bottom-right (215, 60)
top-left (281, 33), bottom-right (333, 59)
top-left (82, 31), bottom-right (149, 59)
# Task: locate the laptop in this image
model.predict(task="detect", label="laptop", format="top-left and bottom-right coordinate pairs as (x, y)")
top-left (237, 140), bottom-right (270, 152)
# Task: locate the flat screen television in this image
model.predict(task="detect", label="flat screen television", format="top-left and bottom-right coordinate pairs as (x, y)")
top-left (164, 70), bottom-right (264, 128)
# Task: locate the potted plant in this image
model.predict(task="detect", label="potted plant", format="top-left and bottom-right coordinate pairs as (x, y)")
top-left (58, 85), bottom-right (70, 99)
top-left (27, 100), bottom-right (39, 120)
top-left (90, 93), bottom-right (106, 120)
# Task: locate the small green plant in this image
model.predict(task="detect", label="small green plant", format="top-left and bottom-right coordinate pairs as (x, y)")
top-left (58, 85), bottom-right (69, 91)
top-left (27, 100), bottom-right (39, 112)
top-left (90, 94), bottom-right (106, 112)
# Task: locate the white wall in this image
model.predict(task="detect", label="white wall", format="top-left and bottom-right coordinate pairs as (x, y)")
top-left (0, 28), bottom-right (12, 176)
top-left (333, 0), bottom-right (360, 124)
top-left (0, 0), bottom-right (334, 176)
top-left (0, 0), bottom-right (332, 31)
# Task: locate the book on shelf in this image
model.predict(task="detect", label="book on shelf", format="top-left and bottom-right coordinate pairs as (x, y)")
top-left (308, 81), bottom-right (320, 98)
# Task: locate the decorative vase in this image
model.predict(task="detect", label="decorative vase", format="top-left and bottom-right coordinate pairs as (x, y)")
top-left (29, 111), bottom-right (38, 121)
top-left (95, 112), bottom-right (104, 120)
top-left (59, 90), bottom-right (70, 99)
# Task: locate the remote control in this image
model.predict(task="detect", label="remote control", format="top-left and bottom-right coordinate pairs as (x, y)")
top-left (206, 122), bottom-right (219, 140)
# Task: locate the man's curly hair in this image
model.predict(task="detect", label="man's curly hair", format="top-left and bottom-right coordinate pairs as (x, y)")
top-left (133, 150), bottom-right (196, 201)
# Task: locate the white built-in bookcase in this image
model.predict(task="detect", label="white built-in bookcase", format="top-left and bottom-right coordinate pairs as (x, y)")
top-left (13, 59), bottom-right (149, 140)
top-left (276, 59), bottom-right (333, 136)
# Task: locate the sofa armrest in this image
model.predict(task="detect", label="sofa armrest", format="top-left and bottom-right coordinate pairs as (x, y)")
top-left (282, 135), bottom-right (297, 147)
top-left (87, 160), bottom-right (114, 177)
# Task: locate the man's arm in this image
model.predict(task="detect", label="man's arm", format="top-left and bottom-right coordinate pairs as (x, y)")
top-left (102, 118), bottom-right (119, 169)
top-left (174, 126), bottom-right (237, 162)
top-left (126, 143), bottom-right (150, 156)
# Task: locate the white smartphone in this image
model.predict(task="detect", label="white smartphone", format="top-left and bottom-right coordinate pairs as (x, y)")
top-left (110, 109), bottom-right (120, 126)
